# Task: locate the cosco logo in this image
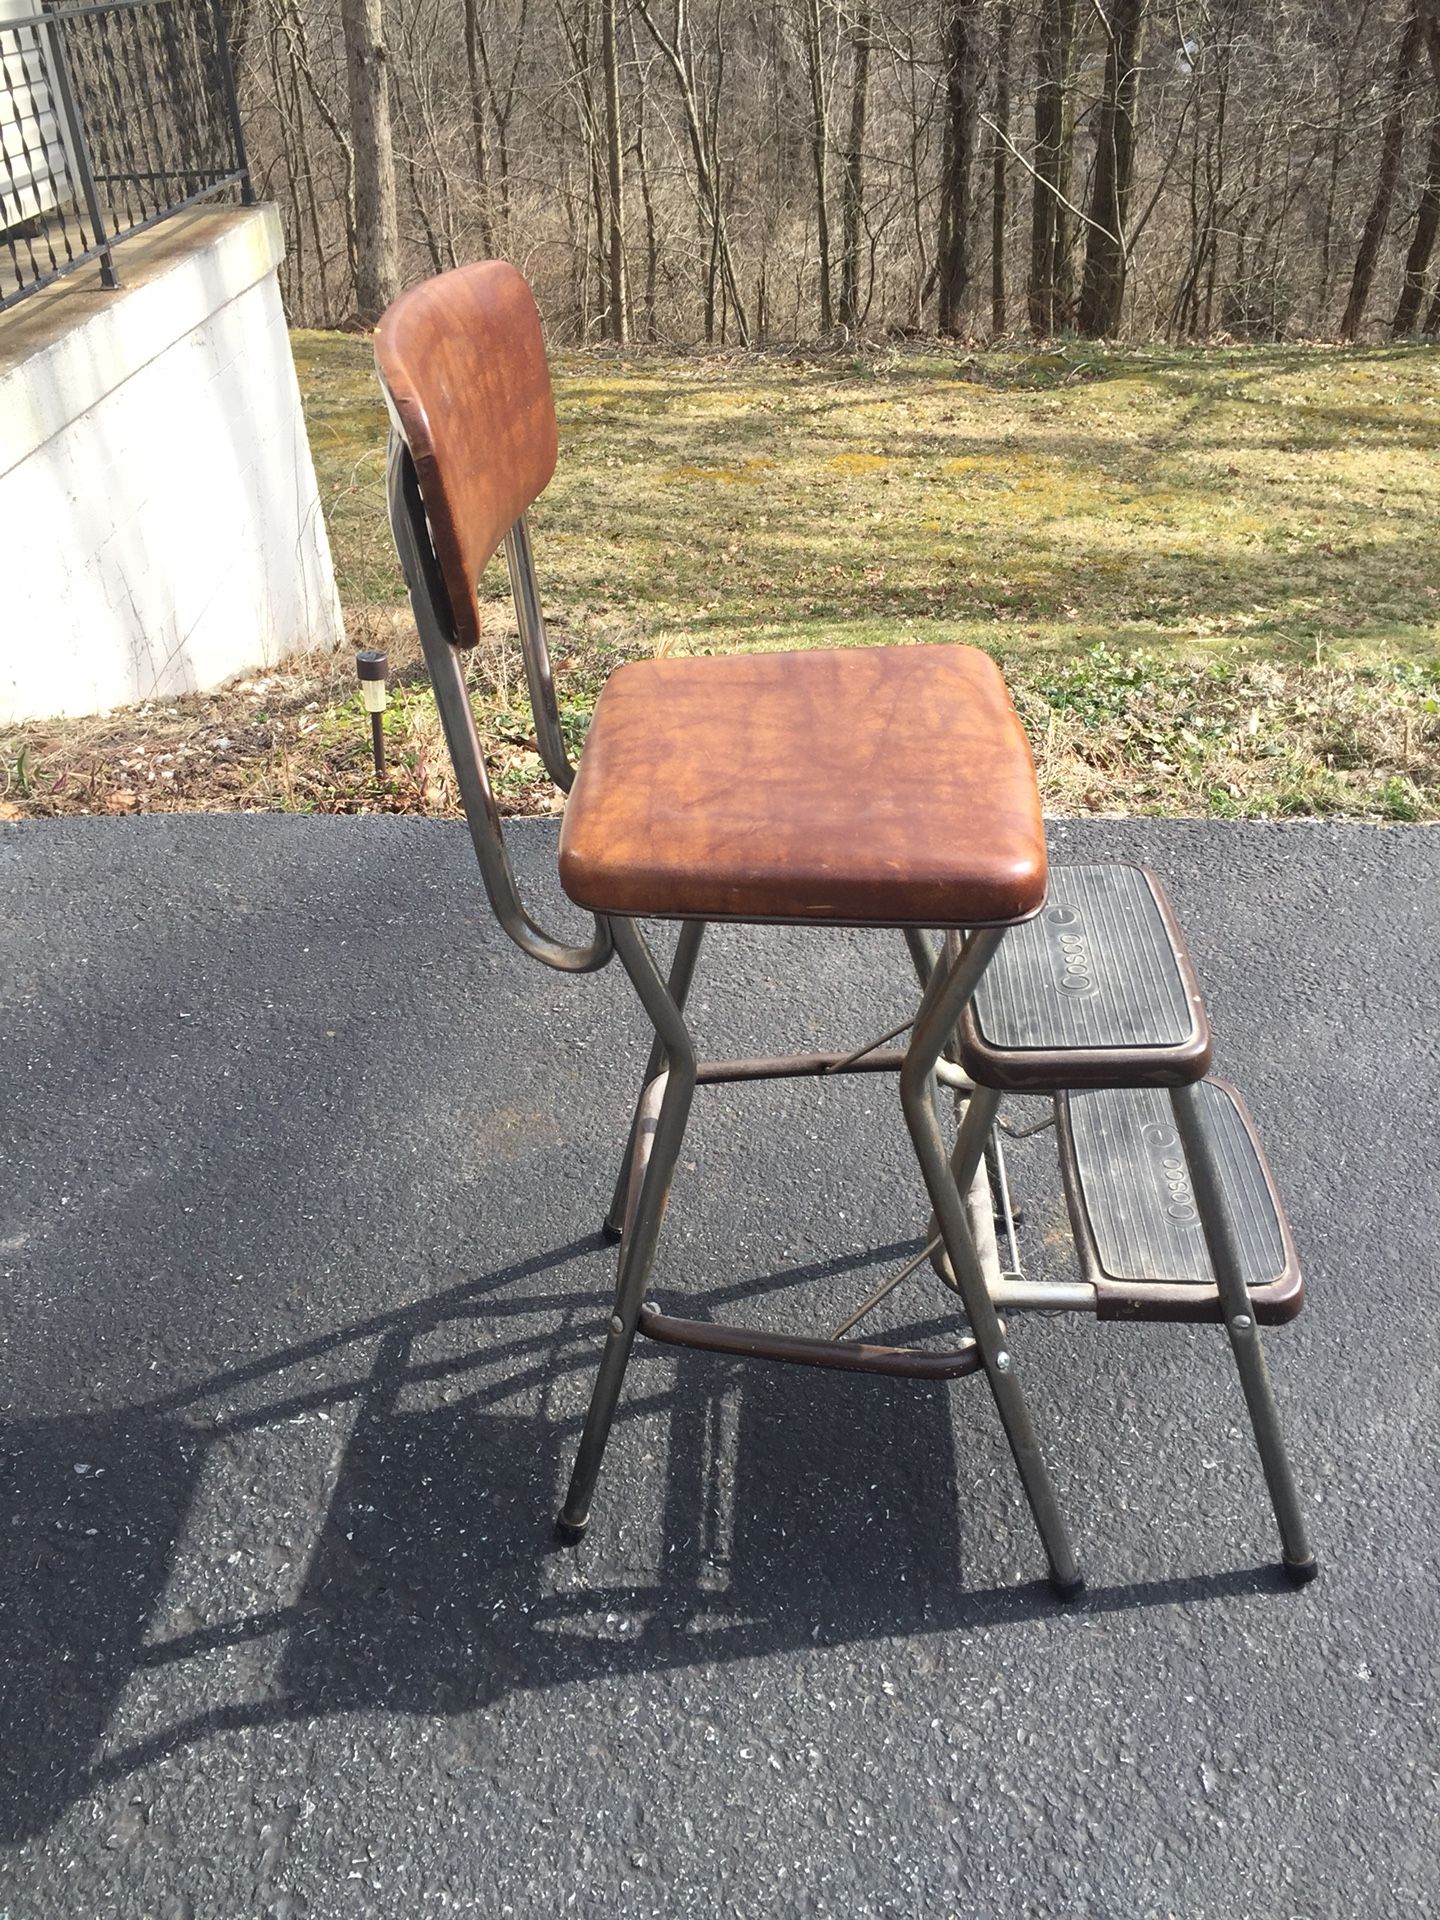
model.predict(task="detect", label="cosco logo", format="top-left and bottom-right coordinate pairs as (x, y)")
top-left (1046, 907), bottom-right (1096, 994)
top-left (1141, 1123), bottom-right (1198, 1221)
top-left (1159, 1153), bottom-right (1198, 1222)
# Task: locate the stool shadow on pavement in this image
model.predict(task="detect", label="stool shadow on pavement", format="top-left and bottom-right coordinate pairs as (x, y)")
top-left (0, 1411), bottom-right (204, 1842)
top-left (0, 1235), bottom-right (1290, 1842)
top-left (279, 1329), bottom-right (966, 1722)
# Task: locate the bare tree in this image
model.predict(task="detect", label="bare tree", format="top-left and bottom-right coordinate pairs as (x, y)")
top-left (1341, 0), bottom-right (1426, 339)
top-left (1077, 0), bottom-right (1148, 337)
top-left (838, 3), bottom-right (874, 331)
top-left (461, 0), bottom-right (496, 252)
top-left (936, 0), bottom-right (980, 333)
top-left (1029, 0), bottom-right (1075, 335)
top-left (990, 0), bottom-right (1011, 333)
top-left (1393, 10), bottom-right (1440, 331)
top-left (601, 0), bottom-right (630, 339)
top-left (338, 0), bottom-right (398, 320)
top-left (229, 0), bottom-right (1440, 348)
top-left (800, 0), bottom-right (836, 330)
top-left (633, 0), bottom-right (750, 343)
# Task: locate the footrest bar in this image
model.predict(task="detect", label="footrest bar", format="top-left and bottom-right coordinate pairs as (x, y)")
top-left (636, 1306), bottom-right (983, 1380)
top-left (988, 1278), bottom-right (1096, 1312)
top-left (696, 1049), bottom-right (908, 1083)
top-left (694, 1051), bottom-right (969, 1089)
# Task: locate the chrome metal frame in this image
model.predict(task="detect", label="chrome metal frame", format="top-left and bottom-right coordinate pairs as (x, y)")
top-left (1170, 1085), bottom-right (1316, 1580)
top-left (387, 440), bottom-right (611, 975)
top-left (385, 429), bottom-right (1313, 1598)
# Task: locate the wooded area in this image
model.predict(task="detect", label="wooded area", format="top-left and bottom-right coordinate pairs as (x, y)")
top-left (234, 0), bottom-right (1440, 344)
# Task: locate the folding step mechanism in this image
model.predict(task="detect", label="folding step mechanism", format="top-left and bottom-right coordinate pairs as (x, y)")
top-left (948, 862), bottom-right (1317, 1582)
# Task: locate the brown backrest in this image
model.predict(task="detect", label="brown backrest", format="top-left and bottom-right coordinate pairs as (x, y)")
top-left (374, 262), bottom-right (558, 651)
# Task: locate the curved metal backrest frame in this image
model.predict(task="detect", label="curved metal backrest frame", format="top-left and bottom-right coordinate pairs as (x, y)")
top-left (385, 433), bottom-right (611, 975)
top-left (375, 260), bottom-right (607, 973)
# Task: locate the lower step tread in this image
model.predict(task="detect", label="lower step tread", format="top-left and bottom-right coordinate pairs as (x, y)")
top-left (1057, 1079), bottom-right (1303, 1322)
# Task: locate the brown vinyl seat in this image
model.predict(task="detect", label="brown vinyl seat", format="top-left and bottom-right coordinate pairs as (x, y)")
top-left (558, 642), bottom-right (1047, 927)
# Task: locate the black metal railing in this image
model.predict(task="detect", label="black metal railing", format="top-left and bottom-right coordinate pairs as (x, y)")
top-left (0, 0), bottom-right (251, 312)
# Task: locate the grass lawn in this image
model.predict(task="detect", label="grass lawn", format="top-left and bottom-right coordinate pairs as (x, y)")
top-left (6, 335), bottom-right (1440, 820)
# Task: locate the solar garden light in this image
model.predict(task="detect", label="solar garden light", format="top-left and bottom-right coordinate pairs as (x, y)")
top-left (356, 649), bottom-right (388, 779)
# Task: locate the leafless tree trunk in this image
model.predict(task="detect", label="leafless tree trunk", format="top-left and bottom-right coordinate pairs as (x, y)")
top-left (600, 0), bottom-right (630, 339)
top-left (479, 0), bottom-right (529, 240)
top-left (1341, 0), bottom-right (1426, 340)
top-left (990, 0), bottom-right (1011, 334)
top-left (1393, 14), bottom-right (1440, 332)
top-left (1029, 0), bottom-right (1075, 335)
top-left (1077, 0), bottom-right (1148, 337)
top-left (802, 0), bottom-right (835, 331)
top-left (339, 0), bottom-right (398, 321)
top-left (838, 1), bottom-right (872, 331)
top-left (1318, 3), bottom-right (1375, 312)
top-left (462, 0), bottom-right (496, 251)
top-left (936, 0), bottom-right (980, 335)
top-left (634, 0), bottom-right (750, 344)
top-left (629, 16), bottom-right (660, 338)
top-left (270, 0), bottom-right (354, 321)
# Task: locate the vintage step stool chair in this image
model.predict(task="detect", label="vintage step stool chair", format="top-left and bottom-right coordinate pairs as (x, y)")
top-left (375, 261), bottom-right (1317, 1598)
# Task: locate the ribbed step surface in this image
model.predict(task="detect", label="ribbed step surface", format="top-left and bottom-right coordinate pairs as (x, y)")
top-left (1057, 1080), bottom-right (1302, 1321)
top-left (961, 864), bottom-right (1210, 1090)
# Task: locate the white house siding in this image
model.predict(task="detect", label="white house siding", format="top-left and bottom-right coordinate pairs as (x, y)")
top-left (0, 0), bottom-right (69, 231)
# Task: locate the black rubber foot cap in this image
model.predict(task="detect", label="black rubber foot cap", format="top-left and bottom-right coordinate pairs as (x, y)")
top-left (600, 1219), bottom-right (624, 1245)
top-left (1283, 1554), bottom-right (1319, 1587)
top-left (1051, 1570), bottom-right (1086, 1603)
top-left (555, 1512), bottom-right (589, 1546)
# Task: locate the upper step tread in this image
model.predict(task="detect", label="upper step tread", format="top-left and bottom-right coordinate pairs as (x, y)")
top-left (960, 864), bottom-right (1210, 1090)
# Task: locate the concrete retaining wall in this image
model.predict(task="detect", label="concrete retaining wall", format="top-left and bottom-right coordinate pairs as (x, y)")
top-left (0, 203), bottom-right (344, 723)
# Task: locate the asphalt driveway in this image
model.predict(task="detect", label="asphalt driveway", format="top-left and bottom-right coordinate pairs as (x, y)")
top-left (0, 815), bottom-right (1436, 1918)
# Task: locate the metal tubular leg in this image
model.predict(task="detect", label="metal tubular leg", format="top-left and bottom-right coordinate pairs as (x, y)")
top-left (1170, 1085), bottom-right (1318, 1584)
top-left (904, 927), bottom-right (940, 990)
top-left (957, 1095), bottom-right (1005, 1288)
top-left (900, 933), bottom-right (1085, 1600)
top-left (603, 920), bottom-right (706, 1239)
top-left (927, 1083), bottom-right (1004, 1295)
top-left (924, 928), bottom-right (1006, 1288)
top-left (560, 920), bottom-right (699, 1540)
top-left (988, 1130), bottom-right (1022, 1271)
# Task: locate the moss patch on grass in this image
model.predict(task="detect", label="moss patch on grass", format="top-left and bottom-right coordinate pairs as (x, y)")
top-left (4, 336), bottom-right (1438, 821)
